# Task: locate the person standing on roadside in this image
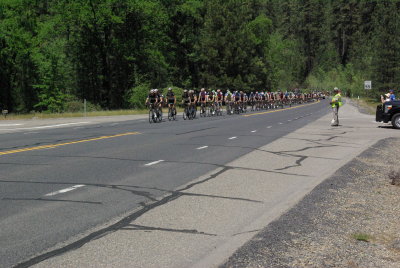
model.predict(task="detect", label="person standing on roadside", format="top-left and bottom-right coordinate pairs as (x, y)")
top-left (330, 87), bottom-right (342, 126)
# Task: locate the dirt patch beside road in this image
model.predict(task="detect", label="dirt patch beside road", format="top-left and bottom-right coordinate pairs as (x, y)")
top-left (223, 138), bottom-right (400, 268)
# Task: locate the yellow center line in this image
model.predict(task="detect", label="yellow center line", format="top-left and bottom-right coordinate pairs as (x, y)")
top-left (242, 100), bottom-right (321, 117)
top-left (0, 132), bottom-right (141, 156)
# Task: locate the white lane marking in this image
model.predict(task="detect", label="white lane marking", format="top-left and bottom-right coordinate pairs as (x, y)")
top-left (267, 126), bottom-right (272, 129)
top-left (287, 120), bottom-right (292, 122)
top-left (251, 130), bottom-right (257, 133)
top-left (145, 160), bottom-right (165, 166)
top-left (228, 136), bottom-right (237, 140)
top-left (24, 132), bottom-right (39, 135)
top-left (0, 124), bottom-right (23, 127)
top-left (278, 122), bottom-right (283, 125)
top-left (1, 122), bottom-right (90, 131)
top-left (45, 184), bottom-right (85, 197)
top-left (197, 146), bottom-right (208, 150)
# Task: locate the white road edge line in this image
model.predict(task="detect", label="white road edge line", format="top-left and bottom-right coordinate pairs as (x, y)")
top-left (145, 160), bottom-right (165, 166)
top-left (45, 185), bottom-right (85, 197)
top-left (278, 122), bottom-right (283, 125)
top-left (0, 124), bottom-right (23, 127)
top-left (267, 126), bottom-right (272, 128)
top-left (228, 136), bottom-right (237, 140)
top-left (251, 130), bottom-right (257, 133)
top-left (1, 122), bottom-right (90, 131)
top-left (197, 146), bottom-right (209, 150)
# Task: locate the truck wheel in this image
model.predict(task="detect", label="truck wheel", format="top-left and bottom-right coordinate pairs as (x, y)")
top-left (392, 113), bottom-right (400, 129)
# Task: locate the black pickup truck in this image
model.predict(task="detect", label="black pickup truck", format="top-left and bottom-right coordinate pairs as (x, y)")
top-left (376, 100), bottom-right (400, 129)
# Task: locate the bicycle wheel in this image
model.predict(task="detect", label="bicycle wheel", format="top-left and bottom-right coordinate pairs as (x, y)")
top-left (149, 109), bottom-right (153, 124)
top-left (157, 108), bottom-right (163, 122)
top-left (168, 108), bottom-right (172, 121)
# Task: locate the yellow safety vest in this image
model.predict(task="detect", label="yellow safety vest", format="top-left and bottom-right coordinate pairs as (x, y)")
top-left (331, 94), bottom-right (342, 108)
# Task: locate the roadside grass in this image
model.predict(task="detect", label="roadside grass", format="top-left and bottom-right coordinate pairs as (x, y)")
top-left (352, 233), bottom-right (373, 242)
top-left (351, 97), bottom-right (380, 115)
top-left (1, 108), bottom-right (185, 120)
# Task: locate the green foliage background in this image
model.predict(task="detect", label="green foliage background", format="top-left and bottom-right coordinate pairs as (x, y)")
top-left (0, 0), bottom-right (399, 113)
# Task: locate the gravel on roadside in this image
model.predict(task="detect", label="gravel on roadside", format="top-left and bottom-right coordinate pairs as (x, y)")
top-left (222, 138), bottom-right (400, 268)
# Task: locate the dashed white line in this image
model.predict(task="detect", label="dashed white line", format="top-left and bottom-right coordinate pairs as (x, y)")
top-left (267, 126), bottom-right (272, 128)
top-left (228, 136), bottom-right (237, 140)
top-left (287, 120), bottom-right (292, 122)
top-left (251, 130), bottom-right (257, 133)
top-left (145, 160), bottom-right (165, 166)
top-left (45, 185), bottom-right (85, 197)
top-left (278, 122), bottom-right (283, 125)
top-left (197, 146), bottom-right (208, 150)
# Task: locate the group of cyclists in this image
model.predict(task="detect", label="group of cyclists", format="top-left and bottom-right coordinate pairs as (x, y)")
top-left (145, 88), bottom-right (325, 123)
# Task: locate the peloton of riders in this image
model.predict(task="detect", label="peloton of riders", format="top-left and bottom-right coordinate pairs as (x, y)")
top-left (146, 87), bottom-right (326, 121)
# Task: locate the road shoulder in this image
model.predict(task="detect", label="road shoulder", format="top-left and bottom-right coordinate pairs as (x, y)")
top-left (222, 137), bottom-right (400, 268)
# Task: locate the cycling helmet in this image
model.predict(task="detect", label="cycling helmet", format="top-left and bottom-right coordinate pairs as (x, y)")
top-left (168, 87), bottom-right (172, 91)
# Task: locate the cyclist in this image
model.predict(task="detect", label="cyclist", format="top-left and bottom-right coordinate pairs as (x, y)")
top-left (208, 90), bottom-right (216, 115)
top-left (225, 90), bottom-right (233, 114)
top-left (189, 90), bottom-right (197, 114)
top-left (153, 89), bottom-right (163, 109)
top-left (198, 88), bottom-right (207, 115)
top-left (239, 91), bottom-right (246, 112)
top-left (166, 87), bottom-right (176, 115)
top-left (182, 89), bottom-right (190, 117)
top-left (216, 89), bottom-right (223, 114)
top-left (234, 90), bottom-right (241, 112)
top-left (146, 89), bottom-right (157, 107)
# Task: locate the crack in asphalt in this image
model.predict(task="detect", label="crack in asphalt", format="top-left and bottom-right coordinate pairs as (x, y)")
top-left (121, 224), bottom-right (217, 236)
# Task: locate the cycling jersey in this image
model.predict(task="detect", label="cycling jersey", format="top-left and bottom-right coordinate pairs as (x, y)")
top-left (189, 94), bottom-right (196, 103)
top-left (240, 94), bottom-right (245, 101)
top-left (166, 92), bottom-right (175, 104)
top-left (148, 94), bottom-right (157, 103)
top-left (208, 92), bottom-right (214, 101)
top-left (234, 93), bottom-right (240, 101)
top-left (200, 91), bottom-right (207, 101)
top-left (182, 93), bottom-right (190, 103)
top-left (217, 92), bottom-right (223, 101)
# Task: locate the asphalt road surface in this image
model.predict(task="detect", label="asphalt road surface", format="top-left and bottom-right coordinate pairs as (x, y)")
top-left (0, 100), bottom-right (329, 268)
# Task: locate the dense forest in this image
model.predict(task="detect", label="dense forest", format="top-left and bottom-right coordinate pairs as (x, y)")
top-left (1, 0), bottom-right (399, 112)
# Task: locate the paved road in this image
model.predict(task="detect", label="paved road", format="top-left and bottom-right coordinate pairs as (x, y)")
top-left (0, 101), bottom-right (328, 268)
